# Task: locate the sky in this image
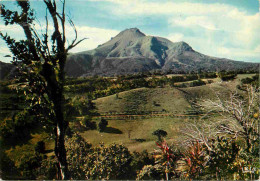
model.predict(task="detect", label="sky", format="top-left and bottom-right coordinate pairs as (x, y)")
top-left (0, 0), bottom-right (259, 63)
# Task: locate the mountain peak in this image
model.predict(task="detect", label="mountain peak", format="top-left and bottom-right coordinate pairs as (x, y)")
top-left (67, 28), bottom-right (257, 76)
top-left (119, 28), bottom-right (146, 37)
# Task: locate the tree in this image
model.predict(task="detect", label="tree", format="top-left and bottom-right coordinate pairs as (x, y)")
top-left (98, 118), bottom-right (108, 132)
top-left (202, 86), bottom-right (259, 153)
top-left (0, 0), bottom-right (85, 179)
top-left (152, 129), bottom-right (168, 142)
top-left (181, 86), bottom-right (259, 179)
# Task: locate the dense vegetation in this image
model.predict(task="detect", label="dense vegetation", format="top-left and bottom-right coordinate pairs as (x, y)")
top-left (1, 72), bottom-right (259, 180)
top-left (64, 72), bottom-right (217, 99)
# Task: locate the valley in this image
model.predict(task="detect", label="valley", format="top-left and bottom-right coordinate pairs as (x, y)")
top-left (0, 71), bottom-right (259, 179)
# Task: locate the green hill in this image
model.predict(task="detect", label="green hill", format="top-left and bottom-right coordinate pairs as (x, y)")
top-left (94, 87), bottom-right (192, 115)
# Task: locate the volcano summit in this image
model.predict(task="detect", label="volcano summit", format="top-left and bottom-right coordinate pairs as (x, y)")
top-left (65, 28), bottom-right (257, 77)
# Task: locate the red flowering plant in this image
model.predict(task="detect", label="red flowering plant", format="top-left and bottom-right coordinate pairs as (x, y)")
top-left (181, 141), bottom-right (207, 180)
top-left (153, 140), bottom-right (182, 180)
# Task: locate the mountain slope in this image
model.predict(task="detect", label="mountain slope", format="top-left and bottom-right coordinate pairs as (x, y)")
top-left (0, 61), bottom-right (16, 80)
top-left (66, 28), bottom-right (258, 77)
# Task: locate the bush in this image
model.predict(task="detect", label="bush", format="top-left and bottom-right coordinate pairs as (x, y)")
top-left (218, 72), bottom-right (237, 81)
top-left (84, 144), bottom-right (133, 180)
top-left (0, 110), bottom-right (37, 145)
top-left (0, 149), bottom-right (19, 179)
top-left (83, 118), bottom-right (97, 130)
top-left (190, 79), bottom-right (206, 87)
top-left (137, 164), bottom-right (164, 180)
top-left (152, 129), bottom-right (167, 142)
top-left (37, 156), bottom-right (57, 180)
top-left (98, 118), bottom-right (108, 132)
top-left (131, 150), bottom-right (154, 174)
top-left (35, 141), bottom-right (45, 154)
top-left (66, 134), bottom-right (92, 179)
top-left (66, 134), bottom-right (132, 180)
top-left (6, 144), bottom-right (44, 179)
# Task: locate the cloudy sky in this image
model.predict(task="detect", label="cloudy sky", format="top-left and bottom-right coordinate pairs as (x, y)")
top-left (0, 0), bottom-right (259, 63)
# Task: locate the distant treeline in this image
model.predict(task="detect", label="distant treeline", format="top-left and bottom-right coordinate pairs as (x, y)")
top-left (64, 72), bottom-right (227, 99)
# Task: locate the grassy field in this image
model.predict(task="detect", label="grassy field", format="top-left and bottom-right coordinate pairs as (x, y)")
top-left (79, 74), bottom-right (256, 152)
top-left (1, 73), bottom-right (256, 157)
top-left (80, 116), bottom-right (199, 152)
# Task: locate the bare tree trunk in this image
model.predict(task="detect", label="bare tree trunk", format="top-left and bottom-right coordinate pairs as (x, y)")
top-left (54, 94), bottom-right (69, 180)
top-left (55, 122), bottom-right (68, 179)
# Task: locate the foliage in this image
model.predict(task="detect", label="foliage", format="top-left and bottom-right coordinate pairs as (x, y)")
top-left (152, 141), bottom-right (182, 180)
top-left (35, 141), bottom-right (46, 154)
top-left (131, 150), bottom-right (154, 174)
top-left (198, 72), bottom-right (217, 79)
top-left (5, 144), bottom-right (45, 179)
top-left (183, 86), bottom-right (259, 180)
top-left (0, 110), bottom-right (37, 145)
top-left (240, 74), bottom-right (259, 88)
top-left (65, 134), bottom-right (92, 179)
top-left (0, 0), bottom-right (86, 178)
top-left (66, 134), bottom-right (132, 180)
top-left (82, 117), bottom-right (97, 130)
top-left (137, 164), bottom-right (165, 180)
top-left (84, 143), bottom-right (133, 180)
top-left (0, 149), bottom-right (19, 179)
top-left (65, 96), bottom-right (98, 118)
top-left (189, 79), bottom-right (206, 87)
top-left (65, 72), bottom-right (217, 99)
top-left (218, 71), bottom-right (237, 81)
top-left (152, 129), bottom-right (167, 142)
top-left (98, 118), bottom-right (108, 132)
top-left (37, 156), bottom-right (58, 180)
top-left (182, 141), bottom-right (207, 179)
top-left (205, 137), bottom-right (241, 180)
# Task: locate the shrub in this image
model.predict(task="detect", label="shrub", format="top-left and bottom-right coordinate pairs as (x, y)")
top-left (66, 135), bottom-right (132, 180)
top-left (98, 118), bottom-right (108, 132)
top-left (0, 110), bottom-right (36, 144)
top-left (0, 149), bottom-right (19, 179)
top-left (137, 164), bottom-right (164, 180)
top-left (131, 150), bottom-right (154, 173)
top-left (66, 134), bottom-right (92, 179)
top-left (37, 156), bottom-right (57, 180)
top-left (84, 143), bottom-right (132, 180)
top-left (190, 79), bottom-right (206, 87)
top-left (152, 129), bottom-right (167, 142)
top-left (82, 117), bottom-right (96, 130)
top-left (218, 72), bottom-right (237, 81)
top-left (35, 141), bottom-right (45, 154)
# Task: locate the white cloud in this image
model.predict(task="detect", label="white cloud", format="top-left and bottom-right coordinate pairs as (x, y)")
top-left (1, 0), bottom-right (259, 62)
top-left (99, 0), bottom-right (259, 62)
top-left (110, 1), bottom-right (235, 16)
top-left (167, 33), bottom-right (184, 42)
top-left (254, 45), bottom-right (260, 53)
top-left (216, 46), bottom-right (260, 62)
top-left (0, 23), bottom-right (119, 62)
top-left (171, 16), bottom-right (218, 30)
top-left (66, 26), bottom-right (119, 53)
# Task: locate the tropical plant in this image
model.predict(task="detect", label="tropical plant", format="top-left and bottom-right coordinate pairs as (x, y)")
top-left (181, 141), bottom-right (207, 180)
top-left (152, 141), bottom-right (181, 180)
